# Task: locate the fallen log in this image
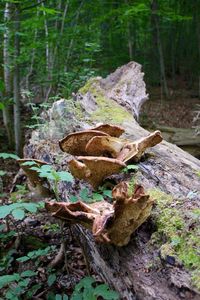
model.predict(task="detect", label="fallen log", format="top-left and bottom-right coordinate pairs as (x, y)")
top-left (24, 62), bottom-right (200, 300)
top-left (143, 125), bottom-right (200, 158)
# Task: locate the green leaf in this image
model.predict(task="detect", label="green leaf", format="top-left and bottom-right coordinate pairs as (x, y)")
top-left (0, 170), bottom-right (6, 176)
top-left (12, 209), bottom-right (25, 220)
top-left (24, 203), bottom-right (38, 213)
top-left (0, 273), bottom-right (20, 289)
top-left (57, 171), bottom-right (74, 183)
top-left (0, 205), bottom-right (12, 218)
top-left (18, 278), bottom-right (30, 287)
top-left (126, 164), bottom-right (139, 170)
top-left (0, 102), bottom-right (5, 110)
top-left (75, 277), bottom-right (95, 292)
top-left (16, 256), bottom-right (30, 262)
top-left (0, 153), bottom-right (19, 160)
top-left (26, 283), bottom-right (42, 298)
top-left (21, 270), bottom-right (36, 277)
top-left (55, 295), bottom-right (62, 300)
top-left (92, 193), bottom-right (104, 201)
top-left (79, 188), bottom-right (90, 201)
top-left (94, 284), bottom-right (119, 299)
top-left (48, 273), bottom-right (56, 286)
top-left (63, 295), bottom-right (69, 300)
top-left (69, 195), bottom-right (78, 203)
top-left (103, 190), bottom-right (112, 198)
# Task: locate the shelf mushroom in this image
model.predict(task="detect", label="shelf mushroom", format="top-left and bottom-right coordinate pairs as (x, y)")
top-left (59, 130), bottom-right (108, 155)
top-left (68, 156), bottom-right (126, 189)
top-left (45, 182), bottom-right (154, 247)
top-left (86, 130), bottom-right (163, 163)
top-left (91, 124), bottom-right (125, 137)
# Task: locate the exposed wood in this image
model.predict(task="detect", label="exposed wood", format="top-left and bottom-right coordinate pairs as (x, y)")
top-left (24, 62), bottom-right (200, 300)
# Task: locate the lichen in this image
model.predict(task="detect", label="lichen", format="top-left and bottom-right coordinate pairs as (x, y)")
top-left (149, 188), bottom-right (200, 291)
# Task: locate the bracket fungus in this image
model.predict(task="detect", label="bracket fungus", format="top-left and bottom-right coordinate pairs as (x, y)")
top-left (86, 130), bottom-right (162, 163)
top-left (18, 158), bottom-right (51, 197)
top-left (45, 182), bottom-right (153, 246)
top-left (59, 130), bottom-right (108, 156)
top-left (68, 156), bottom-right (126, 189)
top-left (91, 124), bottom-right (125, 137)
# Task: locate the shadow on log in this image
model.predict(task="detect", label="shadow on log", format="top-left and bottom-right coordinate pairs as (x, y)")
top-left (23, 62), bottom-right (200, 300)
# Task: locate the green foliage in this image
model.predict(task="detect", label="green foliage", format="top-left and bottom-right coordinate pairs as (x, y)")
top-left (16, 246), bottom-right (55, 263)
top-left (0, 202), bottom-right (42, 220)
top-left (47, 273), bottom-right (57, 287)
top-left (71, 277), bottom-right (119, 300)
top-left (0, 153), bottom-right (19, 160)
top-left (0, 270), bottom-right (36, 300)
top-left (70, 186), bottom-right (112, 203)
top-left (122, 164), bottom-right (139, 174)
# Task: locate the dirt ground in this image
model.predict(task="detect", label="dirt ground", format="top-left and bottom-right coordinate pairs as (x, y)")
top-left (140, 86), bottom-right (200, 129)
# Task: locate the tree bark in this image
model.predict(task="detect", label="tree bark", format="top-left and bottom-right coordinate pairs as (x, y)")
top-left (151, 0), bottom-right (169, 99)
top-left (13, 3), bottom-right (22, 156)
top-left (3, 2), bottom-right (14, 148)
top-left (23, 62), bottom-right (200, 300)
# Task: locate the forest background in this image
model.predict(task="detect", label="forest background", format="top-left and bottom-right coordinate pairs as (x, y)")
top-left (0, 0), bottom-right (199, 154)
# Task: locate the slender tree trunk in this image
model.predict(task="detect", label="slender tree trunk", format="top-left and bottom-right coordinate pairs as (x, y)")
top-left (13, 4), bottom-right (22, 156)
top-left (196, 17), bottom-right (200, 99)
top-left (124, 0), bottom-right (133, 60)
top-left (25, 6), bottom-right (40, 91)
top-left (3, 2), bottom-right (14, 148)
top-left (151, 0), bottom-right (169, 99)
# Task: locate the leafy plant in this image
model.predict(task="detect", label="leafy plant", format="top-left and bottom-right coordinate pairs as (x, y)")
top-left (16, 246), bottom-right (55, 263)
top-left (0, 270), bottom-right (36, 300)
top-left (22, 162), bottom-right (74, 201)
top-left (122, 164), bottom-right (139, 174)
top-left (0, 153), bottom-right (19, 160)
top-left (71, 276), bottom-right (119, 300)
top-left (0, 202), bottom-right (43, 220)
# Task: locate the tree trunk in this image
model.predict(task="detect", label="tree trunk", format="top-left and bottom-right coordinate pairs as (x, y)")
top-left (151, 0), bottom-right (169, 99)
top-left (13, 3), bottom-right (22, 156)
top-left (3, 2), bottom-right (14, 148)
top-left (23, 62), bottom-right (200, 300)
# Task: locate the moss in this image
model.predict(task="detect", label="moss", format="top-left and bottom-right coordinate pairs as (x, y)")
top-left (79, 77), bottom-right (133, 124)
top-left (149, 188), bottom-right (200, 291)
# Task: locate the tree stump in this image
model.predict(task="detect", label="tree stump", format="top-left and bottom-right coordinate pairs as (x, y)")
top-left (24, 62), bottom-right (200, 300)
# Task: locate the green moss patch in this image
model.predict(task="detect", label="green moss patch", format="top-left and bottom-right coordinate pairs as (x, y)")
top-left (149, 189), bottom-right (200, 291)
top-left (79, 78), bottom-right (133, 124)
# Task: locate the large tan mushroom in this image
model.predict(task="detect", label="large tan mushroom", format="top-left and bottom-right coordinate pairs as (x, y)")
top-left (91, 124), bottom-right (125, 137)
top-left (68, 156), bottom-right (126, 189)
top-left (45, 182), bottom-right (153, 246)
top-left (117, 130), bottom-right (163, 162)
top-left (86, 130), bottom-right (162, 163)
top-left (59, 130), bottom-right (108, 155)
top-left (17, 158), bottom-right (51, 197)
top-left (85, 136), bottom-right (128, 157)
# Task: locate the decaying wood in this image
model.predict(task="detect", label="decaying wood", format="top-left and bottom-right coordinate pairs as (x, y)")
top-left (23, 62), bottom-right (200, 300)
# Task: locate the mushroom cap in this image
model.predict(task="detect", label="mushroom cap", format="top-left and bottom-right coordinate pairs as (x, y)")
top-left (117, 130), bottom-right (163, 163)
top-left (17, 158), bottom-right (48, 187)
top-left (86, 136), bottom-right (128, 158)
top-left (91, 124), bottom-right (125, 137)
top-left (69, 156), bottom-right (126, 189)
top-left (59, 130), bottom-right (108, 155)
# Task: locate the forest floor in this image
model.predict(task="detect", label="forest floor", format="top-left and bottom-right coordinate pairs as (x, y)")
top-left (0, 86), bottom-right (199, 299)
top-left (140, 86), bottom-right (199, 129)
